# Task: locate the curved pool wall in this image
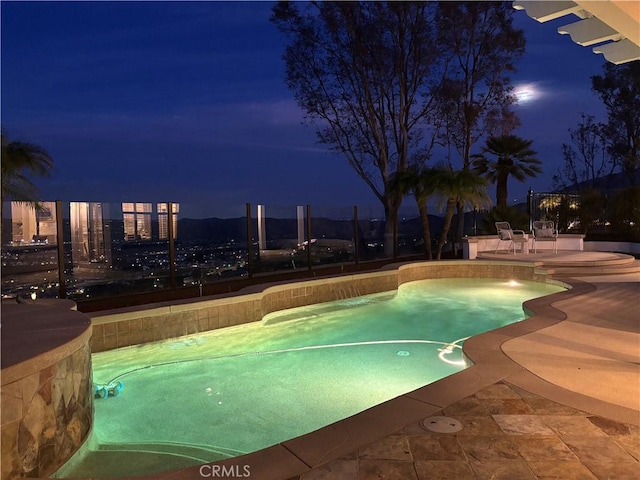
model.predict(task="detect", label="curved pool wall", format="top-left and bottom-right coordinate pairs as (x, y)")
top-left (33, 259), bottom-right (566, 480)
top-left (90, 260), bottom-right (553, 353)
top-left (1, 300), bottom-right (93, 480)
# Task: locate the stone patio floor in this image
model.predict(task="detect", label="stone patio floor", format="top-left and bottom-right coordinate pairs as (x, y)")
top-left (291, 381), bottom-right (639, 480)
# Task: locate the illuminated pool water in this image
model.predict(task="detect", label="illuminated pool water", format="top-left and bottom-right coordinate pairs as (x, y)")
top-left (55, 278), bottom-right (564, 478)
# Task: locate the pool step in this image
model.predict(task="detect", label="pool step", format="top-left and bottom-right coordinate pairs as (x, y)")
top-left (478, 251), bottom-right (640, 277)
top-left (539, 259), bottom-right (640, 277)
top-left (536, 254), bottom-right (636, 268)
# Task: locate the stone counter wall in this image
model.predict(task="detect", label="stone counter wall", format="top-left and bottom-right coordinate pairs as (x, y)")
top-left (1, 342), bottom-right (93, 479)
top-left (463, 234), bottom-right (586, 259)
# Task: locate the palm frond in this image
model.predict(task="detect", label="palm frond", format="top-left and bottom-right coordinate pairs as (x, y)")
top-left (1, 131), bottom-right (54, 205)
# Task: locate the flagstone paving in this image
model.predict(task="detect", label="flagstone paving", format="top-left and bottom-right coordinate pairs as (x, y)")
top-left (291, 382), bottom-right (639, 480)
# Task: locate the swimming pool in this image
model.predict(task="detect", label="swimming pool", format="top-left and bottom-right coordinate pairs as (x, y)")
top-left (55, 278), bottom-right (565, 478)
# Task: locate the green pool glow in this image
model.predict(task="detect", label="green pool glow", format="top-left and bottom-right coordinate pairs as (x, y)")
top-left (55, 278), bottom-right (564, 478)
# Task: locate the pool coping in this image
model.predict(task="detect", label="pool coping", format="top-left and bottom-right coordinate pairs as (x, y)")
top-left (133, 262), bottom-right (639, 480)
top-left (1, 301), bottom-right (91, 382)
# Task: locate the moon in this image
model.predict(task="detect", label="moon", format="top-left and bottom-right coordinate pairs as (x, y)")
top-left (513, 83), bottom-right (541, 105)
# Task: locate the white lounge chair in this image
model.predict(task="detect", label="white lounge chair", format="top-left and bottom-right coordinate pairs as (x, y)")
top-left (495, 222), bottom-right (528, 255)
top-left (532, 220), bottom-right (558, 254)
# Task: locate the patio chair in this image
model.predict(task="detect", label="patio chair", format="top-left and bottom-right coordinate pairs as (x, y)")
top-left (495, 222), bottom-right (528, 255)
top-left (532, 220), bottom-right (558, 254)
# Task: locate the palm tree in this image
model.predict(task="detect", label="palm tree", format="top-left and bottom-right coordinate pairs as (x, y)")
top-left (472, 135), bottom-right (541, 208)
top-left (431, 166), bottom-right (490, 260)
top-left (1, 129), bottom-right (54, 207)
top-left (389, 166), bottom-right (437, 259)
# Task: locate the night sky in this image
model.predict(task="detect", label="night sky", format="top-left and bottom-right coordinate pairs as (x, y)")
top-left (1, 1), bottom-right (608, 218)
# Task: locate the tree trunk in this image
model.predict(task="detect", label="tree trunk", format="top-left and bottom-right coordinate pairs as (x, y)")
top-left (454, 201), bottom-right (465, 256)
top-left (383, 199), bottom-right (399, 258)
top-left (496, 173), bottom-right (509, 207)
top-left (417, 201), bottom-right (432, 259)
top-left (435, 198), bottom-right (457, 260)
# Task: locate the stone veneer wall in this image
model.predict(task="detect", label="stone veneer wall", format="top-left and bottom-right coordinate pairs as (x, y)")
top-left (259, 270), bottom-right (398, 318)
top-left (90, 260), bottom-right (547, 353)
top-left (1, 341), bottom-right (93, 479)
top-left (91, 271), bottom-right (399, 352)
top-left (90, 294), bottom-right (264, 352)
top-left (397, 260), bottom-right (545, 284)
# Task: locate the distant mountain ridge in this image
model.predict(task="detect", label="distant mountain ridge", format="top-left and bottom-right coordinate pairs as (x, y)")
top-left (176, 215), bottom-right (448, 243)
top-left (178, 217), bottom-right (248, 242)
top-left (561, 168), bottom-right (640, 193)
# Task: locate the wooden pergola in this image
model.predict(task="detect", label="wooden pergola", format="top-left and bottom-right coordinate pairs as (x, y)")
top-left (513, 0), bottom-right (640, 64)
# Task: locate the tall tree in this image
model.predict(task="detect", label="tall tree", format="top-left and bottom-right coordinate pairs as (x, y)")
top-left (1, 129), bottom-right (54, 206)
top-left (271, 2), bottom-right (444, 256)
top-left (591, 62), bottom-right (640, 185)
top-left (388, 165), bottom-right (437, 259)
top-left (472, 134), bottom-right (541, 207)
top-left (552, 114), bottom-right (614, 191)
top-left (433, 2), bottom-right (525, 241)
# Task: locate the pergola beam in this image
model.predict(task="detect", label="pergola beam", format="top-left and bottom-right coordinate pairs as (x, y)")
top-left (574, 0), bottom-right (640, 46)
top-left (513, 1), bottom-right (583, 22)
top-left (513, 0), bottom-right (640, 64)
top-left (593, 38), bottom-right (640, 65)
top-left (558, 16), bottom-right (621, 47)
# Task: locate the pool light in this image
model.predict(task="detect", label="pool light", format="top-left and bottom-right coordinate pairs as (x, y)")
top-left (437, 337), bottom-right (469, 367)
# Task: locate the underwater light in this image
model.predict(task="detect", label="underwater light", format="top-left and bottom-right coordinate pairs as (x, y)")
top-left (438, 349), bottom-right (467, 367)
top-left (437, 337), bottom-right (469, 367)
top-left (507, 280), bottom-right (521, 287)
